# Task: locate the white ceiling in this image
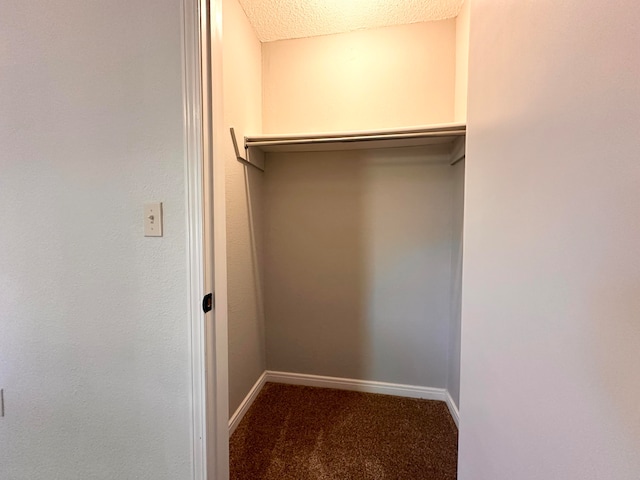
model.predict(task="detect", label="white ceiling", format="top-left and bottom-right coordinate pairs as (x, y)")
top-left (237, 0), bottom-right (465, 42)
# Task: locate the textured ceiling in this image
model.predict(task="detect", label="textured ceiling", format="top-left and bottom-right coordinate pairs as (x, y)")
top-left (237, 0), bottom-right (465, 42)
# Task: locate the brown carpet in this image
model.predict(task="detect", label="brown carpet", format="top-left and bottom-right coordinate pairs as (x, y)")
top-left (230, 383), bottom-right (458, 480)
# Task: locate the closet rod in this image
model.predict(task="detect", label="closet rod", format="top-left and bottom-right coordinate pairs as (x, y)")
top-left (246, 130), bottom-right (465, 148)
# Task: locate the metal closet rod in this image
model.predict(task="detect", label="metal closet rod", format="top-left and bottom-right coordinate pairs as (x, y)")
top-left (246, 129), bottom-right (465, 148)
top-left (248, 123), bottom-right (465, 141)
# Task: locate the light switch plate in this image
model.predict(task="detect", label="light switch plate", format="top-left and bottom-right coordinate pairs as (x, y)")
top-left (144, 203), bottom-right (163, 237)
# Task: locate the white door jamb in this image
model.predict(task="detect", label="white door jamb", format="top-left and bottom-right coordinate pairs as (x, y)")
top-left (183, 0), bottom-right (229, 479)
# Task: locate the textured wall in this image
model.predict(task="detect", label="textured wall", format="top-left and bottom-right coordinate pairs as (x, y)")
top-left (459, 0), bottom-right (640, 478)
top-left (223, 0), bottom-right (266, 417)
top-left (238, 0), bottom-right (463, 42)
top-left (262, 20), bottom-right (456, 134)
top-left (0, 1), bottom-right (192, 478)
top-left (454, 0), bottom-right (470, 122)
top-left (263, 147), bottom-right (455, 388)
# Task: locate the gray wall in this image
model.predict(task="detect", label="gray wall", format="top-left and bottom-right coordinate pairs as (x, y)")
top-left (264, 146), bottom-right (456, 388)
top-left (0, 1), bottom-right (192, 478)
top-left (459, 0), bottom-right (640, 478)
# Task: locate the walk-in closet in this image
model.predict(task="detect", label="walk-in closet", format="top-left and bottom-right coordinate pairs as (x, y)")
top-left (222, 0), bottom-right (470, 477)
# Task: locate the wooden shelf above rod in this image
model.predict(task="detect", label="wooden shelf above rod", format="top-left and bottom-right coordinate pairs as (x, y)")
top-left (230, 123), bottom-right (466, 172)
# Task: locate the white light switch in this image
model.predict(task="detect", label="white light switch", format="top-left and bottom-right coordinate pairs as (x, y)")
top-left (144, 203), bottom-right (163, 237)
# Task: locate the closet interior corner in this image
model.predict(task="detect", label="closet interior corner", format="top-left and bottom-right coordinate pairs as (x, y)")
top-left (222, 0), bottom-right (469, 475)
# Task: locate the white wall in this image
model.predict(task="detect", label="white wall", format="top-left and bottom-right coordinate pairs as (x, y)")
top-left (264, 147), bottom-right (455, 388)
top-left (459, 1), bottom-right (640, 478)
top-left (447, 159), bottom-right (464, 408)
top-left (262, 20), bottom-right (456, 134)
top-left (454, 0), bottom-right (470, 122)
top-left (223, 0), bottom-right (266, 417)
top-left (0, 1), bottom-right (192, 479)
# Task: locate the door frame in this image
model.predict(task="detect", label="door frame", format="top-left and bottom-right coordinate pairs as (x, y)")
top-left (183, 0), bottom-right (228, 479)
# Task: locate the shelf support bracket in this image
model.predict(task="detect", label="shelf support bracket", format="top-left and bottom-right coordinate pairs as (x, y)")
top-left (230, 127), bottom-right (265, 172)
top-left (450, 136), bottom-right (466, 166)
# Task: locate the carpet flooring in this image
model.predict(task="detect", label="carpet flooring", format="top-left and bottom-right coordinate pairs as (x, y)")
top-left (230, 383), bottom-right (458, 480)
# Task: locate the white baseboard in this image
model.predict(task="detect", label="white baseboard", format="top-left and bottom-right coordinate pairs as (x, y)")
top-left (228, 371), bottom-right (267, 436)
top-left (445, 390), bottom-right (460, 428)
top-left (266, 370), bottom-right (448, 403)
top-left (229, 370), bottom-right (459, 435)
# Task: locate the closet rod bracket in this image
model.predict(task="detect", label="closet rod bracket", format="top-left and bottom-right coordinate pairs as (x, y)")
top-left (230, 127), bottom-right (265, 172)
